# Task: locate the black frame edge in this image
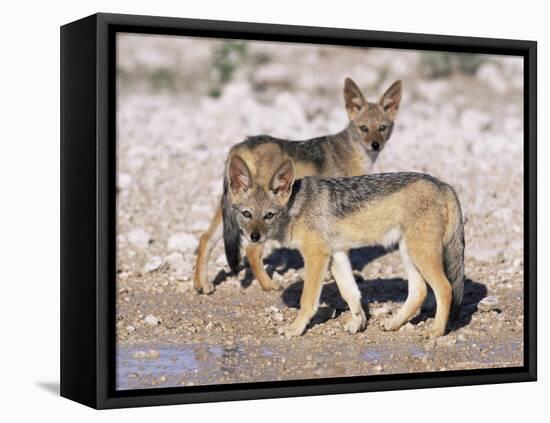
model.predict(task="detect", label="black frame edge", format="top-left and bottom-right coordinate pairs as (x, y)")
top-left (526, 42), bottom-right (537, 381)
top-left (60, 14), bottom-right (99, 409)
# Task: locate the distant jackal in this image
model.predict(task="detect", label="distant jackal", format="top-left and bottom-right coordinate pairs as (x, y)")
top-left (228, 156), bottom-right (465, 338)
top-left (194, 78), bottom-right (403, 294)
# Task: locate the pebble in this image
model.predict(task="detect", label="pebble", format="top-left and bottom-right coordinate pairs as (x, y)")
top-left (165, 252), bottom-right (193, 279)
top-left (513, 258), bottom-right (523, 268)
top-left (117, 172), bottom-right (133, 190)
top-left (436, 336), bottom-right (457, 347)
top-left (478, 296), bottom-right (499, 312)
top-left (132, 349), bottom-right (160, 359)
top-left (144, 314), bottom-right (161, 326)
top-left (371, 303), bottom-right (391, 317)
top-left (272, 271), bottom-right (284, 283)
top-left (144, 256), bottom-right (163, 273)
top-left (127, 228), bottom-right (152, 249)
top-left (165, 252), bottom-right (185, 267)
top-left (400, 322), bottom-right (414, 332)
top-left (167, 232), bottom-right (198, 253)
top-left (126, 325), bottom-right (135, 334)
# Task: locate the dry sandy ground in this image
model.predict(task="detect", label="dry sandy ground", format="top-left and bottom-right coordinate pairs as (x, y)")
top-left (115, 35), bottom-right (524, 389)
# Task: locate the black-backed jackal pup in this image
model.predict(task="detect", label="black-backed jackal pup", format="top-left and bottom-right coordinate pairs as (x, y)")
top-left (227, 156), bottom-right (465, 339)
top-left (194, 78), bottom-right (403, 294)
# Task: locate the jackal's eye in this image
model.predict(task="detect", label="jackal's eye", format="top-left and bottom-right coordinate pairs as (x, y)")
top-left (379, 124), bottom-right (387, 131)
top-left (264, 212), bottom-right (274, 220)
top-left (359, 125), bottom-right (369, 133)
top-left (242, 210), bottom-right (252, 218)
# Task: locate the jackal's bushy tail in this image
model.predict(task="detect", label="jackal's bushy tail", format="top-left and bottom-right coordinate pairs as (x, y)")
top-left (443, 186), bottom-right (465, 318)
top-left (222, 178), bottom-right (242, 273)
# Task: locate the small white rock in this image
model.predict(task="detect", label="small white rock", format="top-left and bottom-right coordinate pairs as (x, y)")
top-left (478, 296), bottom-right (499, 312)
top-left (144, 314), bottom-right (161, 326)
top-left (126, 325), bottom-right (135, 334)
top-left (133, 349), bottom-right (160, 359)
top-left (144, 256), bottom-right (163, 273)
top-left (165, 252), bottom-right (192, 279)
top-left (127, 228), bottom-right (152, 249)
top-left (165, 252), bottom-right (185, 268)
top-left (400, 322), bottom-right (414, 331)
top-left (371, 304), bottom-right (392, 317)
top-left (272, 271), bottom-right (284, 283)
top-left (117, 172), bottom-right (133, 190)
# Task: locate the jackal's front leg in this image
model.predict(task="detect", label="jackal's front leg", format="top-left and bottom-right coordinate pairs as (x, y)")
top-left (193, 205), bottom-right (223, 294)
top-left (246, 243), bottom-right (282, 291)
top-left (278, 239), bottom-right (330, 338)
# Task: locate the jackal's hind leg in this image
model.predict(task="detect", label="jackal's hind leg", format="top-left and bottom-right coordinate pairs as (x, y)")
top-left (383, 240), bottom-right (428, 331)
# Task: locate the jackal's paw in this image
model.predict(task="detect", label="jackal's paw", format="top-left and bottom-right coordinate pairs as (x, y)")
top-left (426, 327), bottom-right (445, 339)
top-left (277, 323), bottom-right (305, 339)
top-left (382, 317), bottom-right (401, 332)
top-left (260, 279), bottom-right (283, 292)
top-left (196, 281), bottom-right (215, 295)
top-left (344, 313), bottom-right (367, 334)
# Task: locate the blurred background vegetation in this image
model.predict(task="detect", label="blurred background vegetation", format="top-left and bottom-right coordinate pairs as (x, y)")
top-left (116, 34), bottom-right (522, 116)
top-left (418, 52), bottom-right (484, 78)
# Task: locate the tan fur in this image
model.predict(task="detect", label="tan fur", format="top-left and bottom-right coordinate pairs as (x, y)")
top-left (194, 206), bottom-right (223, 293)
top-left (245, 243), bottom-right (282, 291)
top-left (278, 227), bottom-right (330, 338)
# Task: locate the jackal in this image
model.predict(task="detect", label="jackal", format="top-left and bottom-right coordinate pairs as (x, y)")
top-left (194, 78), bottom-right (403, 294)
top-left (228, 156), bottom-right (465, 338)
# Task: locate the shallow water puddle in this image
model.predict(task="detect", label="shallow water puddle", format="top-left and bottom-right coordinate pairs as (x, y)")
top-left (117, 337), bottom-right (523, 390)
top-left (116, 344), bottom-right (246, 390)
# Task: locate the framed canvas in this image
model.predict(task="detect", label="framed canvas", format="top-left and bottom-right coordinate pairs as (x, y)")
top-left (60, 12), bottom-right (537, 409)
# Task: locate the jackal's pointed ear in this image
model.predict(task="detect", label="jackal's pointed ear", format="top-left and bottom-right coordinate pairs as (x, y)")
top-left (269, 159), bottom-right (295, 199)
top-left (380, 80), bottom-right (402, 120)
top-left (227, 154), bottom-right (253, 195)
top-left (344, 77), bottom-right (366, 120)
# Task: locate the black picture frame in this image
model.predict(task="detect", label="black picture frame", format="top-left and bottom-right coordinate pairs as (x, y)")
top-left (60, 12), bottom-right (537, 409)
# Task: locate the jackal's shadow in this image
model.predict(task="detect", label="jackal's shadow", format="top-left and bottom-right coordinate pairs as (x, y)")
top-left (281, 276), bottom-right (487, 333)
top-left (230, 246), bottom-right (387, 288)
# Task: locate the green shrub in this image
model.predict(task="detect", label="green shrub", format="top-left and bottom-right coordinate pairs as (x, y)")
top-left (209, 41), bottom-right (248, 96)
top-left (419, 52), bottom-right (484, 78)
